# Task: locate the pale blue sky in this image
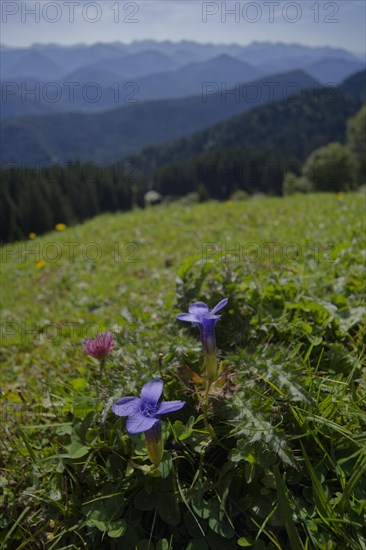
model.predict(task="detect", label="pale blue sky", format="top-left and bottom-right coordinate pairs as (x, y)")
top-left (1, 0), bottom-right (365, 56)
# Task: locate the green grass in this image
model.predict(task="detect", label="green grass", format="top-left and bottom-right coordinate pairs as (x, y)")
top-left (1, 193), bottom-right (365, 549)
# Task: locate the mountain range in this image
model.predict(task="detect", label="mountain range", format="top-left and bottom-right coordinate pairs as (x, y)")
top-left (0, 55), bottom-right (266, 119)
top-left (2, 40), bottom-right (363, 78)
top-left (1, 40), bottom-right (364, 119)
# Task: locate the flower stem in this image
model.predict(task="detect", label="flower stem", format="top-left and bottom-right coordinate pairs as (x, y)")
top-left (205, 351), bottom-right (218, 382)
top-left (201, 379), bottom-right (219, 443)
top-left (99, 357), bottom-right (107, 378)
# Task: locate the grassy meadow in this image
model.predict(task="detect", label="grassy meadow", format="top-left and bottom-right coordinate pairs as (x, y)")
top-left (1, 193), bottom-right (365, 549)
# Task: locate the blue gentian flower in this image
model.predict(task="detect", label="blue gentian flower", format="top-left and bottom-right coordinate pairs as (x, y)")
top-left (112, 379), bottom-right (185, 434)
top-left (112, 379), bottom-right (185, 465)
top-left (176, 299), bottom-right (228, 381)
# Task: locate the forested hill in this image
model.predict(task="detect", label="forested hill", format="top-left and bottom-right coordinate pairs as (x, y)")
top-left (339, 69), bottom-right (366, 99)
top-left (122, 71), bottom-right (366, 182)
top-left (1, 70), bottom-right (318, 166)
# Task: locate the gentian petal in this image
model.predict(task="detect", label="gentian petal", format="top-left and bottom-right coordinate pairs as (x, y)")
top-left (176, 313), bottom-right (198, 323)
top-left (189, 302), bottom-right (209, 315)
top-left (210, 298), bottom-right (229, 315)
top-left (112, 397), bottom-right (140, 417)
top-left (141, 379), bottom-right (164, 406)
top-left (126, 412), bottom-right (159, 434)
top-left (157, 400), bottom-right (185, 415)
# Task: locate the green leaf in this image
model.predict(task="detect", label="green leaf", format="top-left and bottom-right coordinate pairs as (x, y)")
top-left (245, 462), bottom-right (256, 483)
top-left (208, 500), bottom-right (234, 539)
top-left (86, 506), bottom-right (126, 537)
top-left (208, 515), bottom-right (234, 539)
top-left (66, 441), bottom-right (89, 459)
top-left (184, 510), bottom-right (208, 538)
top-left (273, 464), bottom-right (304, 550)
top-left (338, 306), bottom-right (366, 333)
top-left (157, 493), bottom-right (180, 526)
top-left (86, 517), bottom-right (108, 532)
top-left (56, 423), bottom-right (72, 436)
top-left (172, 416), bottom-right (195, 441)
top-left (72, 396), bottom-right (97, 419)
top-left (133, 489), bottom-right (158, 511)
top-left (157, 451), bottom-right (172, 478)
top-left (191, 492), bottom-right (211, 519)
top-left (48, 489), bottom-right (62, 501)
top-left (70, 377), bottom-right (87, 391)
top-left (155, 539), bottom-right (170, 550)
top-left (107, 519), bottom-right (127, 538)
top-left (237, 537), bottom-right (254, 547)
top-left (338, 448), bottom-right (366, 513)
top-left (300, 441), bottom-right (338, 530)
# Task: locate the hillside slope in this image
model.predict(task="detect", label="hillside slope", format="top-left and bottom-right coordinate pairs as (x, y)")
top-left (1, 193), bottom-right (365, 549)
top-left (125, 71), bottom-right (366, 180)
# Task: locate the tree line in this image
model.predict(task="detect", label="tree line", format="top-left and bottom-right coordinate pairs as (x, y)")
top-left (0, 162), bottom-right (141, 243)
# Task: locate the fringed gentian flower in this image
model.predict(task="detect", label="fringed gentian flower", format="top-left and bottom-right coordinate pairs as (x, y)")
top-left (112, 379), bottom-right (185, 465)
top-left (176, 299), bottom-right (228, 381)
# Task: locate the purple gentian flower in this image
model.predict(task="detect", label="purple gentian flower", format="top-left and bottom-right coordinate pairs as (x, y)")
top-left (112, 379), bottom-right (185, 434)
top-left (176, 299), bottom-right (228, 380)
top-left (112, 379), bottom-right (185, 465)
top-left (83, 331), bottom-right (114, 359)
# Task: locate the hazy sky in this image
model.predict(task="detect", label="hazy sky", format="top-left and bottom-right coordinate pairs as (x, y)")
top-left (1, 0), bottom-right (365, 55)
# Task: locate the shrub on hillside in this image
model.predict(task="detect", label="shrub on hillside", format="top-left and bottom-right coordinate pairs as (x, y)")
top-left (302, 142), bottom-right (358, 192)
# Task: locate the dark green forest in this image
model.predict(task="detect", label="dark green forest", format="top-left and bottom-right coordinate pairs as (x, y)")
top-left (0, 163), bottom-right (139, 243)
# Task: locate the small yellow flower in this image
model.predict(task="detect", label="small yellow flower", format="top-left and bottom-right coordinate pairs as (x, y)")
top-left (28, 232), bottom-right (37, 239)
top-left (55, 223), bottom-right (66, 231)
top-left (36, 260), bottom-right (46, 269)
top-left (226, 201), bottom-right (233, 208)
top-left (337, 192), bottom-right (345, 201)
